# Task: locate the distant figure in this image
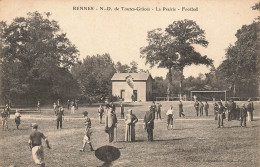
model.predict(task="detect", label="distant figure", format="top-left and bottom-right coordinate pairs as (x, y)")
top-left (131, 94), bottom-right (135, 102)
top-left (71, 101), bottom-right (75, 114)
top-left (199, 101), bottom-right (204, 116)
top-left (53, 103), bottom-right (57, 114)
top-left (80, 111), bottom-right (94, 152)
top-left (240, 104), bottom-right (247, 128)
top-left (247, 99), bottom-right (254, 121)
top-left (144, 106), bottom-right (155, 141)
top-left (231, 100), bottom-right (237, 120)
top-left (5, 104), bottom-right (11, 118)
top-left (75, 99), bottom-right (79, 110)
top-left (204, 101), bottom-right (209, 116)
top-left (166, 105), bottom-right (174, 130)
top-left (1, 108), bottom-right (9, 130)
top-left (120, 102), bottom-right (125, 119)
top-left (28, 123), bottom-right (51, 167)
top-left (67, 100), bottom-right (70, 110)
top-left (226, 100), bottom-right (232, 121)
top-left (213, 102), bottom-right (218, 120)
top-left (217, 101), bottom-right (225, 128)
top-left (156, 103), bottom-right (162, 120)
top-left (105, 108), bottom-right (117, 143)
top-left (57, 99), bottom-right (60, 107)
top-left (14, 109), bottom-right (21, 129)
top-left (124, 109), bottom-right (138, 142)
top-left (56, 106), bottom-right (64, 129)
top-left (97, 105), bottom-right (104, 124)
top-left (179, 101), bottom-right (185, 118)
top-left (37, 100), bottom-right (40, 113)
top-left (194, 100), bottom-right (199, 117)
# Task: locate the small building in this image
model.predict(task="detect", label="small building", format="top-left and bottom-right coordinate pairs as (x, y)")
top-left (111, 72), bottom-right (153, 102)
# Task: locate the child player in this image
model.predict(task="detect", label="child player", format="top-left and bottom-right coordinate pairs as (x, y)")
top-left (14, 109), bottom-right (21, 129)
top-left (80, 111), bottom-right (94, 152)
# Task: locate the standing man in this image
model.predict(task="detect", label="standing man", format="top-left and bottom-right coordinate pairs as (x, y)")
top-left (56, 106), bottom-right (64, 129)
top-left (97, 105), bottom-right (104, 124)
top-left (156, 102), bottom-right (162, 120)
top-left (1, 108), bottom-right (9, 130)
top-left (240, 104), bottom-right (247, 128)
top-left (144, 106), bottom-right (155, 141)
top-left (80, 111), bottom-right (94, 152)
top-left (105, 107), bottom-right (117, 143)
top-left (226, 100), bottom-right (232, 121)
top-left (217, 101), bottom-right (225, 128)
top-left (179, 101), bottom-right (185, 118)
top-left (166, 105), bottom-right (174, 130)
top-left (28, 123), bottom-right (51, 167)
top-left (194, 100), bottom-right (199, 117)
top-left (213, 102), bottom-right (218, 120)
top-left (204, 101), bottom-right (209, 117)
top-left (67, 100), bottom-right (70, 110)
top-left (120, 102), bottom-right (125, 119)
top-left (57, 99), bottom-right (60, 107)
top-left (37, 100), bottom-right (40, 113)
top-left (247, 99), bottom-right (254, 121)
top-left (199, 101), bottom-right (204, 116)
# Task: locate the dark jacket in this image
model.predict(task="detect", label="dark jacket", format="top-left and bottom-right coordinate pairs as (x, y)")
top-left (240, 106), bottom-right (247, 118)
top-left (217, 105), bottom-right (225, 114)
top-left (144, 110), bottom-right (155, 129)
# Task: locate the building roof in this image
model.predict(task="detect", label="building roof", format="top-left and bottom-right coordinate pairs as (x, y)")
top-left (111, 72), bottom-right (152, 81)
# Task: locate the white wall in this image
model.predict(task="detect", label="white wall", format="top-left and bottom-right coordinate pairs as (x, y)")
top-left (112, 81), bottom-right (147, 102)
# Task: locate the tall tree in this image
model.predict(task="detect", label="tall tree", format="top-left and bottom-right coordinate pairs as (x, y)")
top-left (0, 12), bottom-right (79, 105)
top-left (219, 20), bottom-right (259, 97)
top-left (71, 54), bottom-right (116, 98)
top-left (141, 20), bottom-right (213, 99)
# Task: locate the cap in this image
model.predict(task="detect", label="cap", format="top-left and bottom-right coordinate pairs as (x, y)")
top-left (83, 111), bottom-right (88, 116)
top-left (31, 123), bottom-right (38, 129)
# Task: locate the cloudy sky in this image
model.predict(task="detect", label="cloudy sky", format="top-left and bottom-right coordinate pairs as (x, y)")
top-left (0, 0), bottom-right (258, 78)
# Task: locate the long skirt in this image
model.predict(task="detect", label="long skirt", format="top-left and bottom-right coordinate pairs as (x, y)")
top-left (32, 146), bottom-right (44, 165)
top-left (71, 106), bottom-right (75, 114)
top-left (125, 124), bottom-right (135, 142)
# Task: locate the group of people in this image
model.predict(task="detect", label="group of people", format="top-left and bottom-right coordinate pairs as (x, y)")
top-left (194, 100), bottom-right (209, 117)
top-left (1, 98), bottom-right (256, 167)
top-left (1, 104), bottom-right (22, 130)
top-left (208, 99), bottom-right (254, 128)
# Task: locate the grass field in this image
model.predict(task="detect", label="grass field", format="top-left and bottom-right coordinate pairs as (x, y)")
top-left (0, 101), bottom-right (259, 167)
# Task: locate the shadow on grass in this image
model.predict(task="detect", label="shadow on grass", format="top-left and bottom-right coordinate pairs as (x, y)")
top-left (223, 126), bottom-right (243, 129)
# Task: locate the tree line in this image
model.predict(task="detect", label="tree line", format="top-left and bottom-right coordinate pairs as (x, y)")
top-left (0, 4), bottom-right (259, 106)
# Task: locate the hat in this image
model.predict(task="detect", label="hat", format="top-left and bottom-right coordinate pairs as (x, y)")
top-left (31, 123), bottom-right (38, 129)
top-left (83, 111), bottom-right (88, 116)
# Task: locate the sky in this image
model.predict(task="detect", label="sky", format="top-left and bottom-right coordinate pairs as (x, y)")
top-left (0, 0), bottom-right (259, 78)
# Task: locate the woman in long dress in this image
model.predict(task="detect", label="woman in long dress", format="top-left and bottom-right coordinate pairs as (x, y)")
top-left (125, 109), bottom-right (138, 142)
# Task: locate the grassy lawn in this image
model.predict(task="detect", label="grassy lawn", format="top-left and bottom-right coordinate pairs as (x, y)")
top-left (0, 101), bottom-right (259, 167)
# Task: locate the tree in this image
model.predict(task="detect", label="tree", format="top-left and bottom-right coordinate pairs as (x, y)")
top-left (71, 54), bottom-right (116, 99)
top-left (0, 12), bottom-right (79, 105)
top-left (114, 60), bottom-right (138, 73)
top-left (219, 21), bottom-right (259, 97)
top-left (141, 20), bottom-right (213, 99)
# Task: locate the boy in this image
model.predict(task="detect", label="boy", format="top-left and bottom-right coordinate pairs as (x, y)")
top-left (28, 123), bottom-right (51, 167)
top-left (14, 109), bottom-right (21, 129)
top-left (80, 111), bottom-right (94, 152)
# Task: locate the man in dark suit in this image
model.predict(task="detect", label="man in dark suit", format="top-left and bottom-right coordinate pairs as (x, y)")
top-left (144, 106), bottom-right (155, 141)
top-left (240, 104), bottom-right (247, 128)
